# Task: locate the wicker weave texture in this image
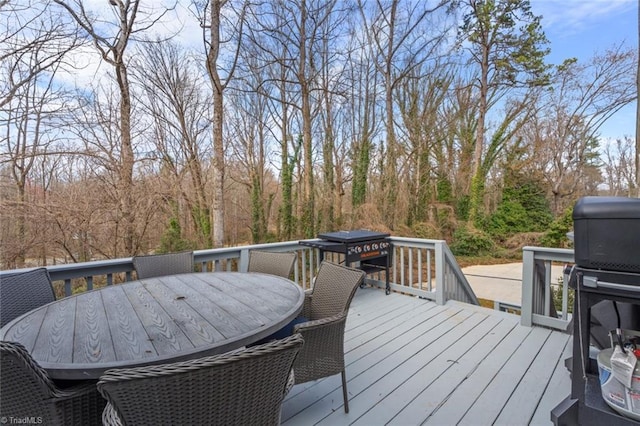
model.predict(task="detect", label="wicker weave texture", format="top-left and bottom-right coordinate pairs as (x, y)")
top-left (132, 251), bottom-right (194, 279)
top-left (291, 262), bottom-right (364, 412)
top-left (247, 250), bottom-right (297, 278)
top-left (0, 341), bottom-right (105, 426)
top-left (306, 261), bottom-right (365, 320)
top-left (0, 268), bottom-right (55, 327)
top-left (97, 333), bottom-right (304, 426)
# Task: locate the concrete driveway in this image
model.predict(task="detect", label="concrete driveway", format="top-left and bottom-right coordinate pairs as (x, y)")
top-left (462, 262), bottom-right (564, 306)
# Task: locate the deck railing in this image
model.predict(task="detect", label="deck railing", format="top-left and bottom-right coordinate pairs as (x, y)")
top-left (386, 237), bottom-right (479, 305)
top-left (0, 237), bottom-right (478, 306)
top-left (521, 246), bottom-right (574, 331)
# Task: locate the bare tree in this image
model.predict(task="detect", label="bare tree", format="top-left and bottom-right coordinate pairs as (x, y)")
top-left (357, 0), bottom-right (450, 229)
top-left (397, 62), bottom-right (454, 226)
top-left (347, 29), bottom-right (381, 212)
top-left (603, 137), bottom-right (636, 197)
top-left (1, 44), bottom-right (74, 267)
top-left (53, 0), bottom-right (175, 255)
top-left (133, 40), bottom-right (213, 248)
top-left (191, 0), bottom-right (247, 247)
top-left (241, 3), bottom-right (301, 240)
top-left (243, 0), bottom-right (343, 237)
top-left (67, 83), bottom-right (137, 257)
top-left (226, 56), bottom-right (275, 243)
top-left (1, 1), bottom-right (83, 108)
top-left (0, 0), bottom-right (83, 268)
top-left (529, 46), bottom-right (636, 213)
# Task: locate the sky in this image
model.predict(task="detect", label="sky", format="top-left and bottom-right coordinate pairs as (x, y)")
top-left (52, 0), bottom-right (638, 141)
top-left (530, 0), bottom-right (637, 140)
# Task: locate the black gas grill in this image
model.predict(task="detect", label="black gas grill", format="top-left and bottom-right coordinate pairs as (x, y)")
top-left (553, 196), bottom-right (640, 425)
top-left (300, 230), bottom-right (392, 294)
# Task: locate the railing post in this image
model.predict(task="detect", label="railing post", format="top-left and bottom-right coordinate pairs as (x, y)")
top-left (238, 248), bottom-right (250, 272)
top-left (435, 241), bottom-right (445, 305)
top-left (544, 260), bottom-right (552, 317)
top-left (521, 248), bottom-right (535, 327)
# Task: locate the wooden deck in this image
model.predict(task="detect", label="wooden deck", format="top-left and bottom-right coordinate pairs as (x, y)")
top-left (283, 286), bottom-right (571, 425)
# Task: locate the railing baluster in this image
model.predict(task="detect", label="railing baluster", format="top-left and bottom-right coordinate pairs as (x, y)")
top-left (562, 267), bottom-right (569, 320)
top-left (400, 247), bottom-right (405, 287)
top-left (392, 245), bottom-right (398, 287)
top-left (543, 260), bottom-right (551, 317)
top-left (427, 250), bottom-right (432, 291)
top-left (417, 249), bottom-right (423, 290)
top-left (408, 248), bottom-right (413, 289)
top-left (301, 250), bottom-right (308, 290)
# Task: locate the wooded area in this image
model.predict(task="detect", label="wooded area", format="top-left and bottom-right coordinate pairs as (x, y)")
top-left (1, 0), bottom-right (637, 269)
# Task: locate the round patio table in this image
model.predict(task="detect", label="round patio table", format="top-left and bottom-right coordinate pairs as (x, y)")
top-left (0, 272), bottom-right (304, 380)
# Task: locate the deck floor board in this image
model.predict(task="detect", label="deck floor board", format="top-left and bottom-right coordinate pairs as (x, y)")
top-left (283, 286), bottom-right (572, 426)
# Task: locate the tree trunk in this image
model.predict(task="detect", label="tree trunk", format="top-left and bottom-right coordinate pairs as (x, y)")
top-left (115, 60), bottom-right (136, 254)
top-left (382, 1), bottom-right (398, 229)
top-left (469, 38), bottom-right (489, 224)
top-left (208, 0), bottom-right (225, 248)
top-left (299, 0), bottom-right (315, 238)
top-left (384, 78), bottom-right (398, 228)
top-left (279, 87), bottom-right (294, 240)
top-left (322, 96), bottom-right (335, 230)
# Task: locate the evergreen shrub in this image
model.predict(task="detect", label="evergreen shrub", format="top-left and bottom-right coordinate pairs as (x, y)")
top-left (450, 225), bottom-right (495, 256)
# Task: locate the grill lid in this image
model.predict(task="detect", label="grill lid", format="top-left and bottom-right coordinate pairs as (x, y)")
top-left (573, 196), bottom-right (640, 220)
top-left (317, 230), bottom-right (390, 243)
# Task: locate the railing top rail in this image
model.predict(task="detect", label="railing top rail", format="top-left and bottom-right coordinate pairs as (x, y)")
top-left (388, 236), bottom-right (440, 248)
top-left (0, 240), bottom-right (313, 277)
top-left (522, 246), bottom-right (575, 263)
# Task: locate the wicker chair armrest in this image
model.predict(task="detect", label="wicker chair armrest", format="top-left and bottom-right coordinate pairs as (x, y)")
top-left (284, 370), bottom-right (295, 396)
top-left (102, 403), bottom-right (124, 426)
top-left (292, 312), bottom-right (346, 333)
top-left (51, 381), bottom-right (99, 400)
top-left (51, 381), bottom-right (106, 425)
top-left (301, 292), bottom-right (313, 318)
top-left (291, 312), bottom-right (348, 384)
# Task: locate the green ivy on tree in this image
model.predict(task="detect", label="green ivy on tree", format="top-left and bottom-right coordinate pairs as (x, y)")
top-left (158, 218), bottom-right (192, 254)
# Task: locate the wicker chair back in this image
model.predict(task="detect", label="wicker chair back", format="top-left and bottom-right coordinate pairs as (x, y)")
top-left (247, 250), bottom-right (297, 279)
top-left (308, 261), bottom-right (365, 320)
top-left (0, 268), bottom-right (55, 327)
top-left (132, 251), bottom-right (194, 279)
top-left (97, 334), bottom-right (303, 426)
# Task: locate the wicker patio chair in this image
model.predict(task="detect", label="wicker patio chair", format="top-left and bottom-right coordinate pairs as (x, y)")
top-left (0, 341), bottom-right (106, 426)
top-left (291, 261), bottom-right (366, 413)
top-left (0, 268), bottom-right (55, 327)
top-left (247, 250), bottom-right (297, 279)
top-left (97, 333), bottom-right (304, 426)
top-left (132, 250), bottom-right (194, 279)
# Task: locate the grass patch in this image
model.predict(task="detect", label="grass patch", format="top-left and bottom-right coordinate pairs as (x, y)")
top-left (477, 298), bottom-right (495, 309)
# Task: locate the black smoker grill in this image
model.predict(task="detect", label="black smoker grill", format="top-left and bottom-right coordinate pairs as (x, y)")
top-left (300, 230), bottom-right (392, 294)
top-left (553, 196), bottom-right (640, 425)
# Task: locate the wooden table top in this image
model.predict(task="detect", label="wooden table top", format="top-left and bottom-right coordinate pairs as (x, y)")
top-left (0, 272), bottom-right (305, 380)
